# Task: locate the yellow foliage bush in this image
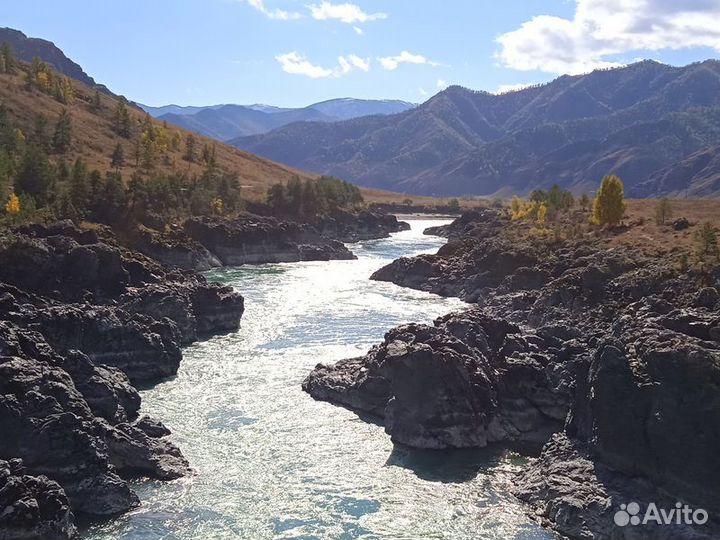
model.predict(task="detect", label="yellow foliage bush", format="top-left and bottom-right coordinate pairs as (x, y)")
top-left (4, 193), bottom-right (20, 214)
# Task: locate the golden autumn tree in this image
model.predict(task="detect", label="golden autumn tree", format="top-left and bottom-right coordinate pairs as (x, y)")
top-left (592, 174), bottom-right (626, 227)
top-left (5, 193), bottom-right (20, 214)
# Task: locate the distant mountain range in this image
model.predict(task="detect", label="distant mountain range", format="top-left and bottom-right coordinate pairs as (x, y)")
top-left (231, 60), bottom-right (720, 197)
top-left (140, 99), bottom-right (416, 141)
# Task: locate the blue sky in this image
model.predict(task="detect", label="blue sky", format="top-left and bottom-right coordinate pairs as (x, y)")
top-left (4, 0), bottom-right (720, 107)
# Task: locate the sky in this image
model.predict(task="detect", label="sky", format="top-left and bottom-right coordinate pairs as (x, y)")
top-left (4, 0), bottom-right (720, 108)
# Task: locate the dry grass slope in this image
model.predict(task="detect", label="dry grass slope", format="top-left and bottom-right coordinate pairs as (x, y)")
top-left (0, 67), bottom-right (315, 200)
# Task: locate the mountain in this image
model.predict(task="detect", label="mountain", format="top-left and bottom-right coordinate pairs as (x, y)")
top-left (308, 98), bottom-right (416, 121)
top-left (0, 53), bottom-right (315, 201)
top-left (0, 27), bottom-right (97, 88)
top-left (230, 60), bottom-right (720, 197)
top-left (141, 98), bottom-right (416, 140)
top-left (139, 104), bottom-right (227, 117)
top-left (158, 104), bottom-right (337, 141)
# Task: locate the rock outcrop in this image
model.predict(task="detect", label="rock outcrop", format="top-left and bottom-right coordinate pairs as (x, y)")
top-left (0, 459), bottom-right (77, 540)
top-left (304, 308), bottom-right (572, 451)
top-left (133, 211), bottom-right (408, 271)
top-left (0, 222), bottom-right (244, 537)
top-left (307, 209), bottom-right (720, 539)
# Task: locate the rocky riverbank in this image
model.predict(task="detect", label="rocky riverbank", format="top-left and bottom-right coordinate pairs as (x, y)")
top-left (304, 209), bottom-right (720, 539)
top-left (0, 222), bottom-right (244, 539)
top-left (133, 210), bottom-right (409, 271)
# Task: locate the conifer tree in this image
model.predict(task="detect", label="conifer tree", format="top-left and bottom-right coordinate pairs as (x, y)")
top-left (112, 100), bottom-right (132, 138)
top-left (0, 42), bottom-right (15, 74)
top-left (52, 109), bottom-right (72, 153)
top-left (15, 144), bottom-right (53, 206)
top-left (183, 134), bottom-right (197, 162)
top-left (111, 143), bottom-right (125, 170)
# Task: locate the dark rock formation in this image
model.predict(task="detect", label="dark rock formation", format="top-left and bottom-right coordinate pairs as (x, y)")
top-left (131, 211), bottom-right (408, 271)
top-left (0, 458), bottom-right (77, 540)
top-left (514, 433), bottom-right (719, 540)
top-left (309, 209), bottom-right (720, 539)
top-left (304, 309), bottom-right (572, 451)
top-left (0, 222), bottom-right (244, 536)
top-left (314, 209), bottom-right (410, 242)
top-left (673, 217), bottom-right (690, 231)
top-left (183, 215), bottom-right (355, 266)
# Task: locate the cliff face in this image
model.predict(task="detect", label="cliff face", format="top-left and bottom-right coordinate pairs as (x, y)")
top-left (0, 222), bottom-right (244, 537)
top-left (304, 209), bottom-right (720, 539)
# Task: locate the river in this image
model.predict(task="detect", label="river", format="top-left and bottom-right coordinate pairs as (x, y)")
top-left (83, 219), bottom-right (558, 540)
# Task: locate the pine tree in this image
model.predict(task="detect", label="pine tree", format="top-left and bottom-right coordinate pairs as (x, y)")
top-left (112, 100), bottom-right (132, 138)
top-left (695, 222), bottom-right (719, 262)
top-left (52, 109), bottom-right (72, 153)
top-left (0, 42), bottom-right (15, 74)
top-left (592, 174), bottom-right (626, 227)
top-left (30, 114), bottom-right (50, 152)
top-left (69, 158), bottom-right (89, 213)
top-left (183, 134), bottom-right (197, 162)
top-left (111, 143), bottom-right (125, 170)
top-left (15, 144), bottom-right (53, 207)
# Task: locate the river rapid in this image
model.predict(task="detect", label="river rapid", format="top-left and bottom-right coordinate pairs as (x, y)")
top-left (83, 219), bottom-right (558, 540)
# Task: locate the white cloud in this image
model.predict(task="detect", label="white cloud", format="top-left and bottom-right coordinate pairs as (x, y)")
top-left (436, 79), bottom-right (448, 90)
top-left (276, 52), bottom-right (334, 78)
top-left (246, 0), bottom-right (302, 20)
top-left (353, 26), bottom-right (364, 35)
top-left (494, 82), bottom-right (534, 94)
top-left (378, 51), bottom-right (440, 70)
top-left (308, 1), bottom-right (387, 24)
top-left (276, 51), bottom-right (370, 78)
top-left (337, 54), bottom-right (371, 74)
top-left (496, 0), bottom-right (720, 75)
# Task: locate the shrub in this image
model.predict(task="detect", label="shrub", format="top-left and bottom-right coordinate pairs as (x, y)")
top-left (695, 222), bottom-right (719, 262)
top-left (655, 197), bottom-right (672, 225)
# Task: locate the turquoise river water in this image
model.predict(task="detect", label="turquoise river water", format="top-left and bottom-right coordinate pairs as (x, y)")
top-left (83, 219), bottom-right (559, 540)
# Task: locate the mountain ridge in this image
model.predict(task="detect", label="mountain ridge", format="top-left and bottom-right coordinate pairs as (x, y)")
top-left (0, 27), bottom-right (98, 89)
top-left (231, 59), bottom-right (720, 197)
top-left (141, 98), bottom-right (416, 140)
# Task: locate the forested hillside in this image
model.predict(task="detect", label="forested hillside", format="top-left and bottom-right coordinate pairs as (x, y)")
top-left (232, 60), bottom-right (720, 197)
top-left (0, 44), bottom-right (319, 227)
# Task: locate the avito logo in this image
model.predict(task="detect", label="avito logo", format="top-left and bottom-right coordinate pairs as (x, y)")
top-left (614, 502), bottom-right (708, 527)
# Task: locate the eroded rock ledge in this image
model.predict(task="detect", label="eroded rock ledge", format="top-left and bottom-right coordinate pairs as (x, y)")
top-left (134, 210), bottom-right (410, 270)
top-left (0, 222), bottom-right (244, 538)
top-left (306, 209), bottom-right (720, 540)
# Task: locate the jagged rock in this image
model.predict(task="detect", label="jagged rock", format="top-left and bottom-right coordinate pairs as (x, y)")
top-left (304, 309), bottom-right (571, 450)
top-left (317, 210), bottom-right (720, 539)
top-left (0, 355), bottom-right (139, 516)
top-left (315, 210), bottom-right (410, 242)
top-left (131, 227), bottom-right (222, 271)
top-left (101, 420), bottom-right (190, 480)
top-left (184, 215), bottom-right (355, 265)
top-left (515, 433), bottom-right (719, 540)
top-left (0, 223), bottom-right (246, 534)
top-left (695, 287), bottom-right (719, 309)
top-left (673, 217), bottom-right (690, 231)
top-left (0, 458), bottom-right (77, 540)
top-left (59, 351), bottom-right (140, 424)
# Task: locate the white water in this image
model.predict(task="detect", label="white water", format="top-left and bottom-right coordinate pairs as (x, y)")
top-left (83, 219), bottom-right (558, 540)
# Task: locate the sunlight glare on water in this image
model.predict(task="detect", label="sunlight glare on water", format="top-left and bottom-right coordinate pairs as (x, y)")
top-left (83, 219), bottom-right (559, 540)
